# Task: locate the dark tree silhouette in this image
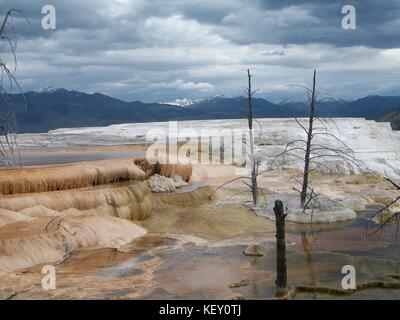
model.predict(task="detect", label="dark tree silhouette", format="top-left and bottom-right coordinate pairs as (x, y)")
top-left (299, 70), bottom-right (317, 207)
top-left (245, 69), bottom-right (259, 205)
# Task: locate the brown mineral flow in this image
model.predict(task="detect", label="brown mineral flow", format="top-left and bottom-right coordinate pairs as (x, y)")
top-left (0, 159), bottom-right (146, 195)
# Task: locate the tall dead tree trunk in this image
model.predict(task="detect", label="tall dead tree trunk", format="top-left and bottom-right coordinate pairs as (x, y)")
top-left (274, 200), bottom-right (287, 295)
top-left (271, 70), bottom-right (359, 210)
top-left (208, 70), bottom-right (265, 206)
top-left (300, 70), bottom-right (317, 208)
top-left (246, 69), bottom-right (258, 205)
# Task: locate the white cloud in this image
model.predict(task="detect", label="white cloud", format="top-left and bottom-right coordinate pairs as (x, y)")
top-left (142, 15), bottom-right (226, 47)
top-left (149, 79), bottom-right (215, 92)
top-left (2, 0), bottom-right (400, 102)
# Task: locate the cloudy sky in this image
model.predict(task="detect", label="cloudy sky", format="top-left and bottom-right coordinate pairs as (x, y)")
top-left (2, 0), bottom-right (400, 102)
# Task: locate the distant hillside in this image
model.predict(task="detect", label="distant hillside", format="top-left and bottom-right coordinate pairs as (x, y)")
top-left (3, 89), bottom-right (192, 133)
top-left (280, 96), bottom-right (400, 118)
top-left (187, 96), bottom-right (305, 117)
top-left (2, 89), bottom-right (400, 133)
top-left (379, 108), bottom-right (400, 130)
top-left (1, 89), bottom-right (306, 133)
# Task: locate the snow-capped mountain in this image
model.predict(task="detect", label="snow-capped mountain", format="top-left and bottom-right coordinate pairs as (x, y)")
top-left (162, 98), bottom-right (204, 107)
top-left (30, 87), bottom-right (69, 94)
top-left (4, 88), bottom-right (400, 133)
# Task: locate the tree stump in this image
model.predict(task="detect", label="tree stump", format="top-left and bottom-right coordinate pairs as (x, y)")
top-left (274, 200), bottom-right (287, 296)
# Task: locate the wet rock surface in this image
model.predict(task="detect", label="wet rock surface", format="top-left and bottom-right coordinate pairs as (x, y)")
top-left (0, 205), bottom-right (399, 300)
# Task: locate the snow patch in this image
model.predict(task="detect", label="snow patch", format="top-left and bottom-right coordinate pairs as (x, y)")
top-left (162, 98), bottom-right (203, 107)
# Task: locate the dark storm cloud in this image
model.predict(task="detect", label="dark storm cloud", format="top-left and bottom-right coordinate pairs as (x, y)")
top-left (301, 0), bottom-right (400, 48)
top-left (216, 0), bottom-right (400, 48)
top-left (5, 0), bottom-right (400, 50)
top-left (0, 0), bottom-right (400, 102)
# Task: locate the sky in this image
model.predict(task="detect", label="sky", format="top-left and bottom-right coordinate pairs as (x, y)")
top-left (1, 0), bottom-right (400, 102)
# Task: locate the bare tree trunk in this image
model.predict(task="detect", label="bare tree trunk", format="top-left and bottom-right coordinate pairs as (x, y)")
top-left (271, 69), bottom-right (359, 208)
top-left (210, 70), bottom-right (261, 205)
top-left (300, 70), bottom-right (317, 208)
top-left (246, 69), bottom-right (258, 205)
top-left (274, 200), bottom-right (287, 295)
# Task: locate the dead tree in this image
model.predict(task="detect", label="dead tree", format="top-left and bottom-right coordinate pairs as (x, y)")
top-left (209, 70), bottom-right (264, 207)
top-left (245, 69), bottom-right (259, 205)
top-left (271, 70), bottom-right (360, 209)
top-left (299, 70), bottom-right (317, 207)
top-left (0, 9), bottom-right (26, 167)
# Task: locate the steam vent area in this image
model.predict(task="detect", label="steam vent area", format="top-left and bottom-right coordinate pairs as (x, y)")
top-left (0, 118), bottom-right (400, 299)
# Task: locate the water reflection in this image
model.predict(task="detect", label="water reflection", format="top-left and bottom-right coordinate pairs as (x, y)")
top-left (7, 206), bottom-right (398, 299)
top-left (301, 232), bottom-right (317, 298)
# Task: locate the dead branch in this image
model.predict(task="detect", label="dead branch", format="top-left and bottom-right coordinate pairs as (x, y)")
top-left (385, 177), bottom-right (400, 190)
top-left (366, 177), bottom-right (400, 239)
top-left (208, 176), bottom-right (252, 200)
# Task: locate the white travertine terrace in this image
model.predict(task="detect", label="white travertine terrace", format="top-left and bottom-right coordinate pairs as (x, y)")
top-left (15, 118), bottom-right (400, 179)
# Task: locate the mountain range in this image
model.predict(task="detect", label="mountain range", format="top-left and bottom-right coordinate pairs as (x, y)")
top-left (2, 88), bottom-right (399, 133)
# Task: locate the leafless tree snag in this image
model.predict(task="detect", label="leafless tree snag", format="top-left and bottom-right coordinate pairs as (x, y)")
top-left (274, 200), bottom-right (287, 295)
top-left (271, 70), bottom-right (360, 209)
top-left (209, 70), bottom-right (264, 206)
top-left (0, 9), bottom-right (27, 167)
top-left (245, 69), bottom-right (259, 205)
top-left (299, 70), bottom-right (317, 207)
